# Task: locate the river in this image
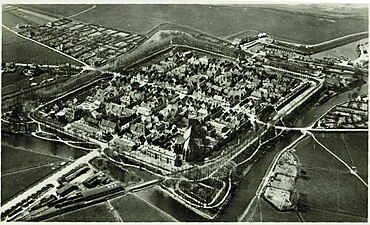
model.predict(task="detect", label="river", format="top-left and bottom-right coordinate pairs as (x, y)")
top-left (1, 81), bottom-right (367, 221)
top-left (132, 81), bottom-right (368, 222)
top-left (296, 82), bottom-right (368, 127)
top-left (1, 133), bottom-right (87, 160)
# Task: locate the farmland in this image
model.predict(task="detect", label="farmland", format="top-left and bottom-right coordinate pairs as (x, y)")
top-left (110, 193), bottom-right (177, 222)
top-left (2, 28), bottom-right (82, 66)
top-left (242, 132), bottom-right (368, 222)
top-left (1, 144), bottom-right (63, 174)
top-left (1, 165), bottom-right (56, 205)
top-left (312, 38), bottom-right (368, 60)
top-left (46, 202), bottom-right (117, 222)
top-left (19, 4), bottom-right (369, 45)
top-left (295, 134), bottom-right (367, 221)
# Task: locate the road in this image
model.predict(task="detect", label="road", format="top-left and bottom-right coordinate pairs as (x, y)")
top-left (308, 131), bottom-right (367, 187)
top-left (2, 6), bottom-right (368, 221)
top-left (306, 31), bottom-right (369, 48)
top-left (2, 164), bottom-right (59, 177)
top-left (67, 5), bottom-right (96, 18)
top-left (106, 200), bottom-right (123, 222)
top-left (1, 150), bottom-right (100, 213)
top-left (2, 24), bottom-right (93, 69)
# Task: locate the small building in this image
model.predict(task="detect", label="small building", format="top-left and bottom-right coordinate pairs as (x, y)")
top-left (82, 174), bottom-right (101, 188)
top-left (99, 119), bottom-right (116, 133)
top-left (56, 183), bottom-right (78, 197)
top-left (113, 136), bottom-right (137, 151)
top-left (81, 182), bottom-right (123, 201)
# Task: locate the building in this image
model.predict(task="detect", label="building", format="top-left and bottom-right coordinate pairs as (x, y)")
top-left (67, 121), bottom-right (101, 137)
top-left (106, 103), bottom-right (135, 117)
top-left (130, 123), bottom-right (147, 137)
top-left (81, 182), bottom-right (123, 201)
top-left (139, 144), bottom-right (177, 170)
top-left (56, 184), bottom-right (78, 197)
top-left (113, 136), bottom-right (137, 151)
top-left (99, 119), bottom-right (116, 133)
top-left (78, 100), bottom-right (101, 112)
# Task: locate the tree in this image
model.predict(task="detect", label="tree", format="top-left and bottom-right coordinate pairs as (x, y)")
top-left (352, 92), bottom-right (359, 99)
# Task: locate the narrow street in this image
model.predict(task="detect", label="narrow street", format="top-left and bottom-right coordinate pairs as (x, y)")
top-left (106, 200), bottom-right (123, 222)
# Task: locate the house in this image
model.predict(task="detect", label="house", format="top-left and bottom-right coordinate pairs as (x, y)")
top-left (251, 90), bottom-right (262, 99)
top-left (113, 136), bottom-right (137, 151)
top-left (135, 105), bottom-right (152, 116)
top-left (105, 85), bottom-right (119, 98)
top-left (64, 107), bottom-right (75, 123)
top-left (91, 110), bottom-right (101, 119)
top-left (120, 95), bottom-right (130, 106)
top-left (199, 56), bottom-right (209, 65)
top-left (99, 119), bottom-right (116, 133)
top-left (68, 121), bottom-right (102, 138)
top-left (94, 89), bottom-right (106, 102)
top-left (106, 103), bottom-right (124, 117)
top-left (130, 123), bottom-right (147, 137)
top-left (78, 100), bottom-right (100, 112)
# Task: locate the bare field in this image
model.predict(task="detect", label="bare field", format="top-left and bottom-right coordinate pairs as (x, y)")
top-left (294, 134), bottom-right (367, 221)
top-left (1, 166), bottom-right (56, 205)
top-left (2, 29), bottom-right (83, 66)
top-left (110, 193), bottom-right (176, 222)
top-left (21, 4), bottom-right (369, 44)
top-left (312, 38), bottom-right (368, 60)
top-left (46, 202), bottom-right (117, 222)
top-left (242, 197), bottom-right (301, 222)
top-left (1, 145), bottom-right (63, 174)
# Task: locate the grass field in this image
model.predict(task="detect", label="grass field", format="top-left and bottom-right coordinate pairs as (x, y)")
top-left (2, 11), bottom-right (38, 28)
top-left (46, 202), bottom-right (117, 222)
top-left (18, 4), bottom-right (94, 18)
top-left (1, 165), bottom-right (56, 205)
top-left (1, 144), bottom-right (63, 174)
top-left (293, 135), bottom-right (349, 171)
top-left (341, 132), bottom-right (368, 177)
top-left (1, 68), bottom-right (27, 88)
top-left (312, 38), bottom-right (368, 60)
top-left (21, 4), bottom-right (368, 45)
top-left (244, 132), bottom-right (368, 222)
top-left (294, 134), bottom-right (368, 221)
top-left (242, 197), bottom-right (301, 222)
top-left (225, 29), bottom-right (259, 41)
top-left (110, 193), bottom-right (176, 222)
top-left (241, 197), bottom-right (261, 222)
top-left (299, 208), bottom-right (367, 222)
top-left (314, 132), bottom-right (368, 181)
top-left (1, 143), bottom-right (64, 204)
top-left (313, 133), bottom-right (353, 168)
top-left (2, 28), bottom-right (82, 65)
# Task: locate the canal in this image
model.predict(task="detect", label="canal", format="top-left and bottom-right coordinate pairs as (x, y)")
top-left (1, 133), bottom-right (87, 160)
top-left (133, 81), bottom-right (368, 222)
top-left (1, 81), bottom-right (367, 221)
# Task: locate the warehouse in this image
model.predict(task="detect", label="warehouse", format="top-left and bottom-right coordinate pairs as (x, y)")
top-left (81, 182), bottom-right (124, 201)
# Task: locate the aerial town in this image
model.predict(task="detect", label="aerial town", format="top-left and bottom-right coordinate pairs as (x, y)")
top-left (1, 4), bottom-right (368, 223)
